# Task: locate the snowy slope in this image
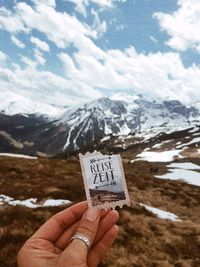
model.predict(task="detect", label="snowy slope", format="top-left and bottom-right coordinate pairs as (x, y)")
top-left (0, 92), bottom-right (67, 118)
top-left (1, 93), bottom-right (200, 154)
top-left (59, 97), bottom-right (133, 151)
top-left (56, 96), bottom-right (200, 151)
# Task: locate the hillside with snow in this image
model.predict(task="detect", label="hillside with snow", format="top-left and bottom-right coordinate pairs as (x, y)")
top-left (0, 94), bottom-right (200, 155)
top-left (0, 92), bottom-right (67, 118)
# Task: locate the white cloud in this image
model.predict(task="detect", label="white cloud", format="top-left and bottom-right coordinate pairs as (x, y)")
top-left (11, 35), bottom-right (25, 48)
top-left (34, 49), bottom-right (46, 65)
top-left (0, 2), bottom-right (98, 50)
top-left (63, 0), bottom-right (127, 16)
top-left (58, 53), bottom-right (78, 78)
top-left (64, 0), bottom-right (88, 16)
top-left (33, 0), bottom-right (56, 7)
top-left (1, 0), bottom-right (200, 110)
top-left (0, 1), bottom-right (108, 60)
top-left (154, 0), bottom-right (200, 53)
top-left (0, 6), bottom-right (29, 33)
top-left (0, 51), bottom-right (7, 64)
top-left (21, 55), bottom-right (37, 69)
top-left (0, 60), bottom-right (102, 111)
top-left (59, 47), bottom-right (200, 104)
top-left (30, 36), bottom-right (50, 52)
top-left (20, 49), bottom-right (46, 68)
top-left (91, 9), bottom-right (107, 38)
top-left (64, 0), bottom-right (109, 14)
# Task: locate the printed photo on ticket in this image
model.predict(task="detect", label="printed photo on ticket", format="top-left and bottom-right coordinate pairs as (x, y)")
top-left (79, 151), bottom-right (130, 209)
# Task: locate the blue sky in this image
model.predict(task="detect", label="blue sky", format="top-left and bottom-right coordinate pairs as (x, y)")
top-left (0, 0), bottom-right (200, 115)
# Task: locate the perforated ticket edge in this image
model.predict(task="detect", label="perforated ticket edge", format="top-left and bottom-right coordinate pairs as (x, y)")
top-left (79, 151), bottom-right (130, 210)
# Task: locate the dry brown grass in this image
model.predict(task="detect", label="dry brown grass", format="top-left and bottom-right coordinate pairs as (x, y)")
top-left (1, 156), bottom-right (200, 266)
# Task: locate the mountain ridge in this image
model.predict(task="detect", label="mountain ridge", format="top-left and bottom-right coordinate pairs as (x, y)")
top-left (0, 95), bottom-right (200, 156)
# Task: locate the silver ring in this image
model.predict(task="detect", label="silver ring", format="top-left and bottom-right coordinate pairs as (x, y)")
top-left (71, 232), bottom-right (91, 249)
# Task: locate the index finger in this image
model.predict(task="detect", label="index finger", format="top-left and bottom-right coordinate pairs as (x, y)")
top-left (31, 201), bottom-right (88, 242)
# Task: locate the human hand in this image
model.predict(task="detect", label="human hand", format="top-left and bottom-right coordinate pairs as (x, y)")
top-left (17, 201), bottom-right (119, 267)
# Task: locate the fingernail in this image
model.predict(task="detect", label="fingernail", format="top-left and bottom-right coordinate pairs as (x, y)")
top-left (84, 207), bottom-right (99, 222)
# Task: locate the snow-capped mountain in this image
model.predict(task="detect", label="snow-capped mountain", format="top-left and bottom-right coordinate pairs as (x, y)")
top-left (0, 94), bottom-right (200, 155)
top-left (59, 97), bottom-right (133, 151)
top-left (0, 92), bottom-right (67, 118)
top-left (55, 95), bottom-right (199, 151)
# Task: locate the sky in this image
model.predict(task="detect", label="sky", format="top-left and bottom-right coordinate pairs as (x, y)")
top-left (0, 0), bottom-right (200, 113)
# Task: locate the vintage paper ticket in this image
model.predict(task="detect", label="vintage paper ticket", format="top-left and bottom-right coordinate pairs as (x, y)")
top-left (79, 151), bottom-right (130, 209)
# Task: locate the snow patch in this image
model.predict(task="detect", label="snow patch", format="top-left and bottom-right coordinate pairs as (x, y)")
top-left (189, 127), bottom-right (199, 133)
top-left (0, 153), bottom-right (37, 159)
top-left (43, 199), bottom-right (71, 207)
top-left (151, 139), bottom-right (174, 149)
top-left (176, 141), bottom-right (182, 145)
top-left (155, 162), bottom-right (200, 187)
top-left (139, 203), bottom-right (181, 222)
top-left (155, 169), bottom-right (200, 187)
top-left (168, 162), bottom-right (200, 170)
top-left (193, 132), bottom-right (200, 136)
top-left (0, 194), bottom-right (71, 208)
top-left (177, 137), bottom-right (200, 148)
top-left (152, 143), bottom-right (162, 148)
top-left (133, 149), bottom-right (183, 162)
top-left (101, 136), bottom-right (111, 142)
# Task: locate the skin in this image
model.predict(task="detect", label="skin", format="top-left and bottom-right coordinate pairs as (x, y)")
top-left (17, 201), bottom-right (119, 267)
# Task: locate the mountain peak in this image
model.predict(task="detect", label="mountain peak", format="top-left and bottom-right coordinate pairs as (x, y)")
top-left (1, 95), bottom-right (200, 155)
top-left (0, 92), bottom-right (66, 118)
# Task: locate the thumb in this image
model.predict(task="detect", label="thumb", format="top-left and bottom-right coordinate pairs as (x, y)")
top-left (61, 207), bottom-right (100, 264)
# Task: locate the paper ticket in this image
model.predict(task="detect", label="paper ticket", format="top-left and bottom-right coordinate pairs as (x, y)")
top-left (79, 151), bottom-right (130, 209)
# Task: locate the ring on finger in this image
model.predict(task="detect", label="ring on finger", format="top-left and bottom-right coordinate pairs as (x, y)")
top-left (71, 232), bottom-right (91, 249)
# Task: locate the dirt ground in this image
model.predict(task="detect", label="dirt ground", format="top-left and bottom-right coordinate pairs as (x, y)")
top-left (1, 156), bottom-right (200, 267)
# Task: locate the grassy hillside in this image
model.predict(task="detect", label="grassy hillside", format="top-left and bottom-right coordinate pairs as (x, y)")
top-left (0, 156), bottom-right (200, 267)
